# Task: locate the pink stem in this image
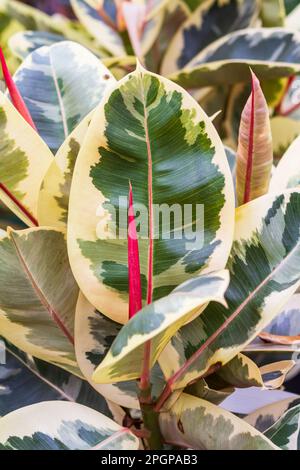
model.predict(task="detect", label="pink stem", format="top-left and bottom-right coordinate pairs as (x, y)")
top-left (128, 181), bottom-right (142, 319)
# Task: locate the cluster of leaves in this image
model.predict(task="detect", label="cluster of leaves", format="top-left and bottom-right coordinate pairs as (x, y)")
top-left (1, 0), bottom-right (300, 451)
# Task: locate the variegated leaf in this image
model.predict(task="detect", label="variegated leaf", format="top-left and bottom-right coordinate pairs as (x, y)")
top-left (0, 401), bottom-right (139, 450)
top-left (260, 360), bottom-right (295, 389)
top-left (161, 0), bottom-right (259, 75)
top-left (245, 396), bottom-right (300, 432)
top-left (216, 353), bottom-right (263, 388)
top-left (37, 113), bottom-right (93, 230)
top-left (0, 343), bottom-right (121, 421)
top-left (9, 30), bottom-right (65, 60)
top-left (264, 404), bottom-right (300, 449)
top-left (261, 0), bottom-right (286, 26)
top-left (0, 91), bottom-right (53, 227)
top-left (75, 292), bottom-right (139, 409)
top-left (159, 190), bottom-right (300, 390)
top-left (71, 0), bottom-right (165, 58)
top-left (70, 0), bottom-right (126, 57)
top-left (0, 0), bottom-right (102, 55)
top-left (159, 393), bottom-right (279, 449)
top-left (0, 227), bottom-right (80, 375)
top-left (38, 52), bottom-right (117, 230)
top-left (169, 28), bottom-right (300, 89)
top-left (278, 76), bottom-right (300, 119)
top-left (92, 271), bottom-right (229, 384)
top-left (68, 64), bottom-right (235, 324)
top-left (270, 116), bottom-right (300, 162)
top-left (185, 377), bottom-right (234, 405)
top-left (246, 294), bottom-right (300, 353)
top-left (270, 135), bottom-right (300, 192)
top-left (236, 71), bottom-right (273, 205)
top-left (13, 41), bottom-right (115, 154)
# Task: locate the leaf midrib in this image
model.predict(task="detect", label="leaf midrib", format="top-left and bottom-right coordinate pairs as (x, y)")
top-left (9, 231), bottom-right (74, 345)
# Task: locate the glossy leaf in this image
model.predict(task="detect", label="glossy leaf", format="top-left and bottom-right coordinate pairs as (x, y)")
top-left (38, 113), bottom-right (93, 230)
top-left (9, 30), bottom-right (66, 60)
top-left (13, 41), bottom-right (116, 154)
top-left (216, 353), bottom-right (263, 388)
top-left (0, 227), bottom-right (80, 374)
top-left (260, 360), bottom-right (295, 389)
top-left (70, 0), bottom-right (126, 56)
top-left (169, 28), bottom-right (300, 89)
top-left (159, 393), bottom-right (278, 449)
top-left (247, 294), bottom-right (300, 351)
top-left (0, 344), bottom-right (118, 419)
top-left (159, 190), bottom-right (300, 391)
top-left (68, 63), bottom-right (235, 324)
top-left (264, 404), bottom-right (300, 449)
top-left (245, 396), bottom-right (300, 432)
top-left (236, 71), bottom-right (273, 205)
top-left (161, 0), bottom-right (259, 75)
top-left (0, 91), bottom-right (53, 226)
top-left (0, 401), bottom-right (139, 450)
top-left (92, 271), bottom-right (229, 384)
top-left (261, 0), bottom-right (286, 26)
top-left (271, 116), bottom-right (300, 162)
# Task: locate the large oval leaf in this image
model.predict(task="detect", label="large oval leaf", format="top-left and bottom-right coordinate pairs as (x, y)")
top-left (9, 30), bottom-right (66, 60)
top-left (91, 270), bottom-right (229, 384)
top-left (37, 113), bottom-right (94, 230)
top-left (169, 28), bottom-right (300, 89)
top-left (264, 404), bottom-right (300, 449)
top-left (0, 227), bottom-right (79, 374)
top-left (0, 343), bottom-right (119, 420)
top-left (68, 63), bottom-right (235, 324)
top-left (161, 0), bottom-right (259, 75)
top-left (159, 189), bottom-right (300, 391)
top-left (245, 396), bottom-right (300, 432)
top-left (13, 41), bottom-right (116, 154)
top-left (159, 393), bottom-right (278, 449)
top-left (0, 91), bottom-right (53, 226)
top-left (0, 401), bottom-right (139, 450)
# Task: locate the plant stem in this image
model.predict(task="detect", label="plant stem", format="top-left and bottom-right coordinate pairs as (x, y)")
top-left (139, 383), bottom-right (163, 450)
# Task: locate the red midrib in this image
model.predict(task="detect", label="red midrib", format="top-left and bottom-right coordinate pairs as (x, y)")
top-left (0, 182), bottom-right (38, 227)
top-left (9, 231), bottom-right (74, 345)
top-left (243, 75), bottom-right (255, 204)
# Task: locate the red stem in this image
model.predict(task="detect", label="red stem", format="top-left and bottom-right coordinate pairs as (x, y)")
top-left (0, 182), bottom-right (38, 227)
top-left (0, 47), bottom-right (37, 131)
top-left (128, 181), bottom-right (142, 319)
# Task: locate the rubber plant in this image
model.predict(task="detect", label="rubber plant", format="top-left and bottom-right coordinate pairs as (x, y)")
top-left (1, 33), bottom-right (300, 451)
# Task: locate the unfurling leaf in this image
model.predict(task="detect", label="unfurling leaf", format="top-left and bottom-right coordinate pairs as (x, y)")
top-left (128, 182), bottom-right (142, 320)
top-left (122, 2), bottom-right (146, 60)
top-left (236, 70), bottom-right (273, 205)
top-left (0, 402), bottom-right (139, 450)
top-left (0, 47), bottom-right (36, 131)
